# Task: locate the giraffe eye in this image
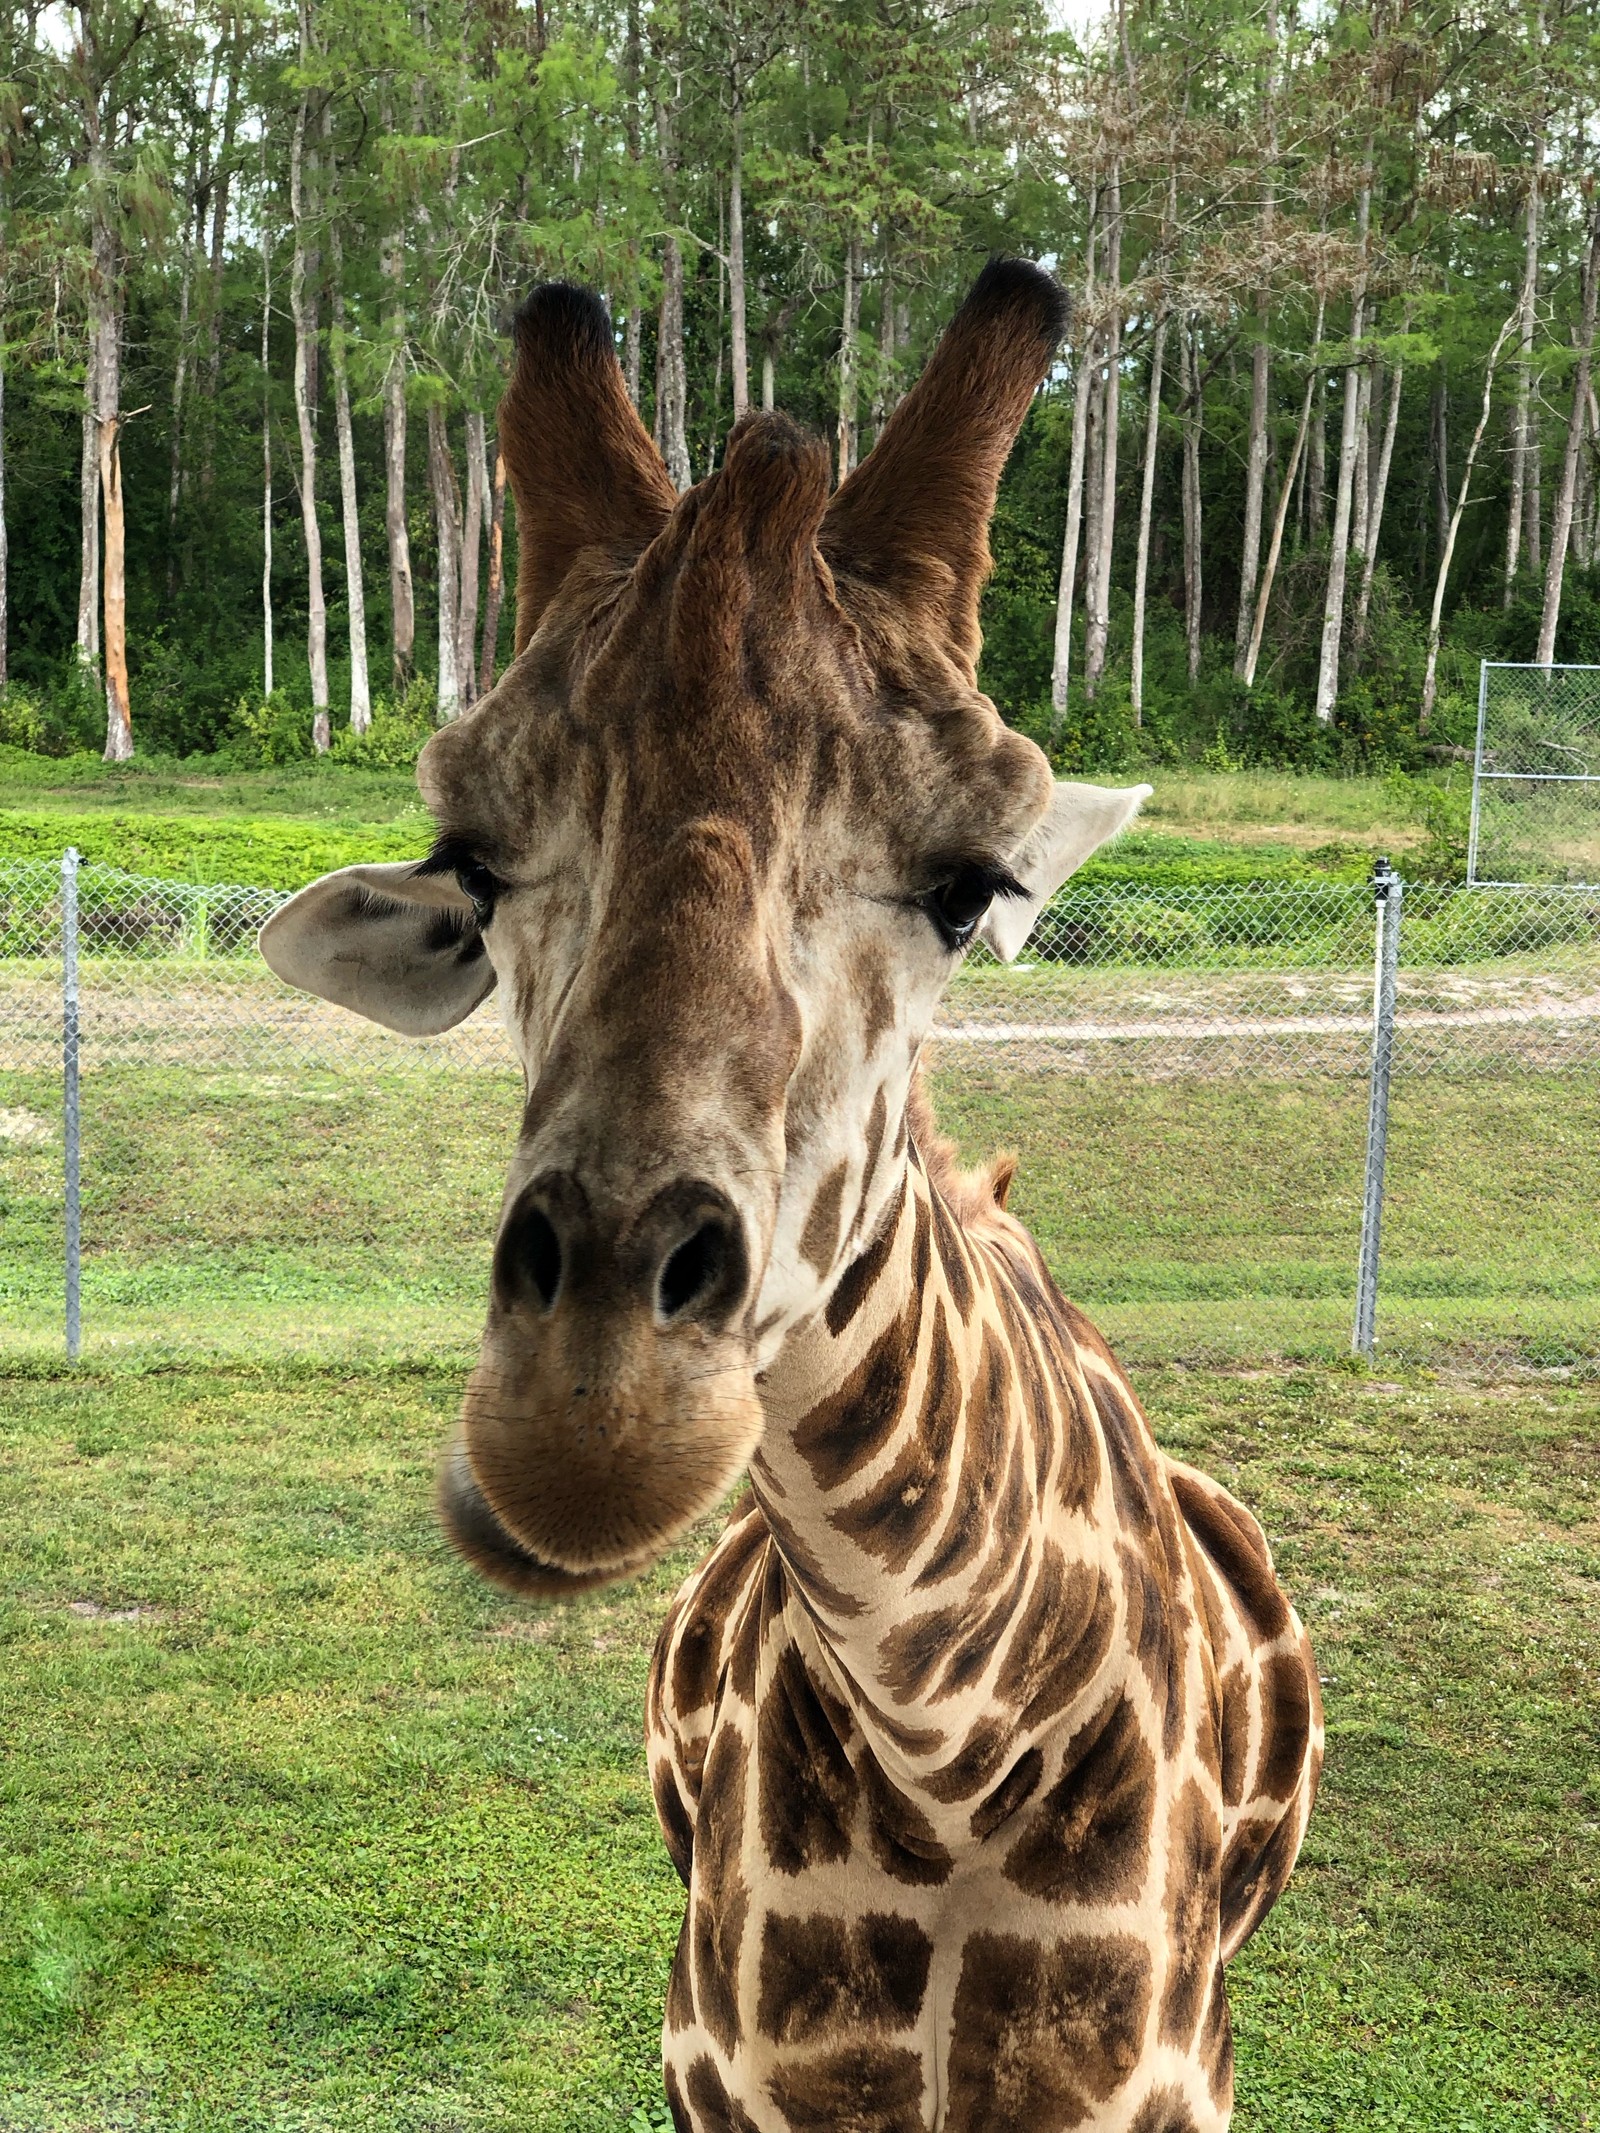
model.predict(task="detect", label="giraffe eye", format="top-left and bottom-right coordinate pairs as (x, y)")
top-left (455, 860), bottom-right (501, 922)
top-left (916, 861), bottom-right (1025, 950)
top-left (921, 868), bottom-right (997, 949)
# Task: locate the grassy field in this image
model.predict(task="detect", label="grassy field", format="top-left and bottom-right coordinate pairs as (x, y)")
top-left (0, 748), bottom-right (1434, 890)
top-left (0, 1356), bottom-right (1594, 2130)
top-left (3, 1064), bottom-right (1596, 1369)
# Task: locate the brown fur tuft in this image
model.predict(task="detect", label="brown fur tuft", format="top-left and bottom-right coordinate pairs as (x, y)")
top-left (500, 283), bottom-right (677, 652)
top-left (821, 258), bottom-right (1069, 680)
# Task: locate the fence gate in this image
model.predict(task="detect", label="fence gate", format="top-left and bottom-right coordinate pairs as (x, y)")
top-left (1469, 660), bottom-right (1600, 886)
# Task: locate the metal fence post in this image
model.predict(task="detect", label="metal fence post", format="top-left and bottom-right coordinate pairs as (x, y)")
top-left (62, 848), bottom-right (82, 1362)
top-left (1466, 659), bottom-right (1490, 885)
top-left (1353, 856), bottom-right (1403, 1361)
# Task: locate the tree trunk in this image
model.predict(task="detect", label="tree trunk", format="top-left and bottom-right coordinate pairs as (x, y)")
top-left (91, 146), bottom-right (129, 760)
top-left (479, 440), bottom-right (507, 696)
top-left (1083, 162), bottom-right (1121, 701)
top-left (166, 216), bottom-right (196, 570)
top-left (1180, 314), bottom-right (1204, 684)
top-left (381, 217), bottom-right (414, 686)
top-left (1537, 202), bottom-right (1600, 665)
top-left (837, 231), bottom-right (862, 479)
top-left (1313, 178), bottom-right (1370, 725)
top-left (1423, 309), bottom-right (1520, 729)
top-left (1306, 367), bottom-right (1326, 537)
top-left (0, 309), bottom-right (6, 689)
top-left (1349, 345), bottom-right (1374, 562)
top-left (99, 409), bottom-right (131, 760)
top-left (428, 401), bottom-right (462, 721)
top-left (1354, 356), bottom-right (1404, 647)
top-left (1049, 206), bottom-right (1099, 734)
top-left (262, 211), bottom-right (273, 698)
top-left (1505, 123), bottom-right (1544, 604)
top-left (653, 65), bottom-right (691, 491)
top-left (458, 409), bottom-right (486, 713)
top-left (1129, 313), bottom-right (1167, 727)
top-left (289, 38), bottom-right (329, 752)
top-left (78, 361), bottom-right (101, 670)
top-left (1245, 367), bottom-right (1317, 690)
top-left (329, 219), bottom-right (370, 733)
top-left (1233, 304), bottom-right (1271, 676)
top-left (728, 86), bottom-right (748, 421)
top-left (1234, 3), bottom-right (1278, 675)
top-left (199, 44), bottom-right (240, 493)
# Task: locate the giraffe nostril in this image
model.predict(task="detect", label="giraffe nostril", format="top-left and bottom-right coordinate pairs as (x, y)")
top-left (658, 1221), bottom-right (730, 1321)
top-left (501, 1201), bottom-right (563, 1309)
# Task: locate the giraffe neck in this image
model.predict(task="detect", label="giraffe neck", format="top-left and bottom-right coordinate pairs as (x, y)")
top-left (752, 1139), bottom-right (1128, 1813)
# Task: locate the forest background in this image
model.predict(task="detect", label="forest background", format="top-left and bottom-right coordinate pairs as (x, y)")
top-left (4, 0), bottom-right (1600, 781)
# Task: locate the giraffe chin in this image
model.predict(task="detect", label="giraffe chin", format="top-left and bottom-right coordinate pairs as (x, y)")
top-left (440, 1325), bottom-right (765, 1595)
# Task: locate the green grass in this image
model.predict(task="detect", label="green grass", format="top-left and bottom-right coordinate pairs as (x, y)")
top-left (4, 1065), bottom-right (1595, 1369)
top-left (0, 750), bottom-right (1425, 893)
top-left (0, 1358), bottom-right (1594, 2129)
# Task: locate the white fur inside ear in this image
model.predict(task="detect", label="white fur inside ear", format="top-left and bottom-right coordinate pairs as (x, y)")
top-left (978, 781), bottom-right (1152, 963)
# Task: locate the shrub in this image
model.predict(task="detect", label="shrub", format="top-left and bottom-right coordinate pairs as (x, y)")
top-left (329, 680), bottom-right (439, 767)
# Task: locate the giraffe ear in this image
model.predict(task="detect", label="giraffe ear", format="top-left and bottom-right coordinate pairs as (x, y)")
top-left (821, 259), bottom-right (1069, 679)
top-left (258, 863), bottom-right (497, 1035)
top-left (500, 283), bottom-right (678, 652)
top-left (979, 783), bottom-right (1152, 963)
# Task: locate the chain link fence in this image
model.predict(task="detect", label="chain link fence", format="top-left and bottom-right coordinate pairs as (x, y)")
top-left (3, 851), bottom-right (1597, 1374)
top-left (1469, 659), bottom-right (1600, 885)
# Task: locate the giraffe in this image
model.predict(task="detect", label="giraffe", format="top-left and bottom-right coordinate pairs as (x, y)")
top-left (260, 260), bottom-right (1321, 2132)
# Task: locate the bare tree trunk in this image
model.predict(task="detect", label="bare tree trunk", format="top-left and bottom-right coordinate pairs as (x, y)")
top-left (1245, 366), bottom-right (1317, 689)
top-left (1306, 368), bottom-right (1326, 537)
top-left (1354, 355), bottom-right (1404, 646)
top-left (99, 406), bottom-right (131, 760)
top-left (458, 409), bottom-right (486, 713)
top-left (199, 45), bottom-right (240, 494)
top-left (623, 4), bottom-right (644, 408)
top-left (261, 210), bottom-right (273, 698)
top-left (837, 231), bottom-right (862, 479)
top-left (727, 85), bottom-right (748, 420)
top-left (329, 219), bottom-right (370, 733)
top-left (289, 36), bottom-right (329, 752)
top-left (90, 141), bottom-right (130, 761)
top-left (1235, 4), bottom-right (1279, 675)
top-left (1505, 118), bottom-right (1544, 604)
top-left (0, 311), bottom-right (6, 690)
top-left (1233, 305), bottom-right (1272, 676)
top-left (1423, 308), bottom-right (1519, 729)
top-left (381, 216), bottom-right (414, 686)
top-left (1350, 348), bottom-right (1375, 562)
top-left (653, 68), bottom-right (691, 491)
top-left (1129, 313), bottom-right (1167, 727)
top-left (0, 265), bottom-right (7, 687)
top-left (1083, 162), bottom-right (1121, 701)
top-left (428, 401), bottom-right (462, 721)
top-left (1180, 314), bottom-right (1204, 683)
top-left (1313, 177), bottom-right (1371, 724)
top-left (166, 216), bottom-right (196, 565)
top-left (78, 368), bottom-right (101, 670)
top-left (1050, 200), bottom-right (1099, 733)
top-left (1537, 202), bottom-right (1600, 665)
top-left (478, 440), bottom-right (507, 695)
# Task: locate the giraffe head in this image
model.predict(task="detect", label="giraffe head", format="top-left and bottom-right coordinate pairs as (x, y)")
top-left (261, 262), bottom-right (1148, 1598)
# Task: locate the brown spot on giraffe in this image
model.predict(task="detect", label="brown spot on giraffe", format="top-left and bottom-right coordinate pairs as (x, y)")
top-left (263, 260), bottom-right (1320, 2128)
top-left (944, 1929), bottom-right (1152, 2129)
top-left (756, 1909), bottom-right (934, 2045)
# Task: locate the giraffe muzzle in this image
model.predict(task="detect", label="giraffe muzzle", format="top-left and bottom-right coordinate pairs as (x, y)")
top-left (440, 1170), bottom-right (766, 1591)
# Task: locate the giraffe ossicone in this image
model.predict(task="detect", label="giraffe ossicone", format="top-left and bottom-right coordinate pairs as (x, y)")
top-left (261, 259), bottom-right (1321, 2131)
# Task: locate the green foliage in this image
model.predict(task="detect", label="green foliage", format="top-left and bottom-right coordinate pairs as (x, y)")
top-left (329, 679), bottom-right (440, 767)
top-left (0, 805), bottom-right (425, 890)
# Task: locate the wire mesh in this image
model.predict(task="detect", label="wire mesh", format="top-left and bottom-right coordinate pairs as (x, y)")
top-left (1, 857), bottom-right (1595, 1374)
top-left (1470, 661), bottom-right (1600, 885)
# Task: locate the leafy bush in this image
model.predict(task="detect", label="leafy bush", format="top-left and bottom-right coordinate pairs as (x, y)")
top-left (330, 680), bottom-right (439, 767)
top-left (0, 667), bottom-right (103, 758)
top-left (227, 691), bottom-right (320, 765)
